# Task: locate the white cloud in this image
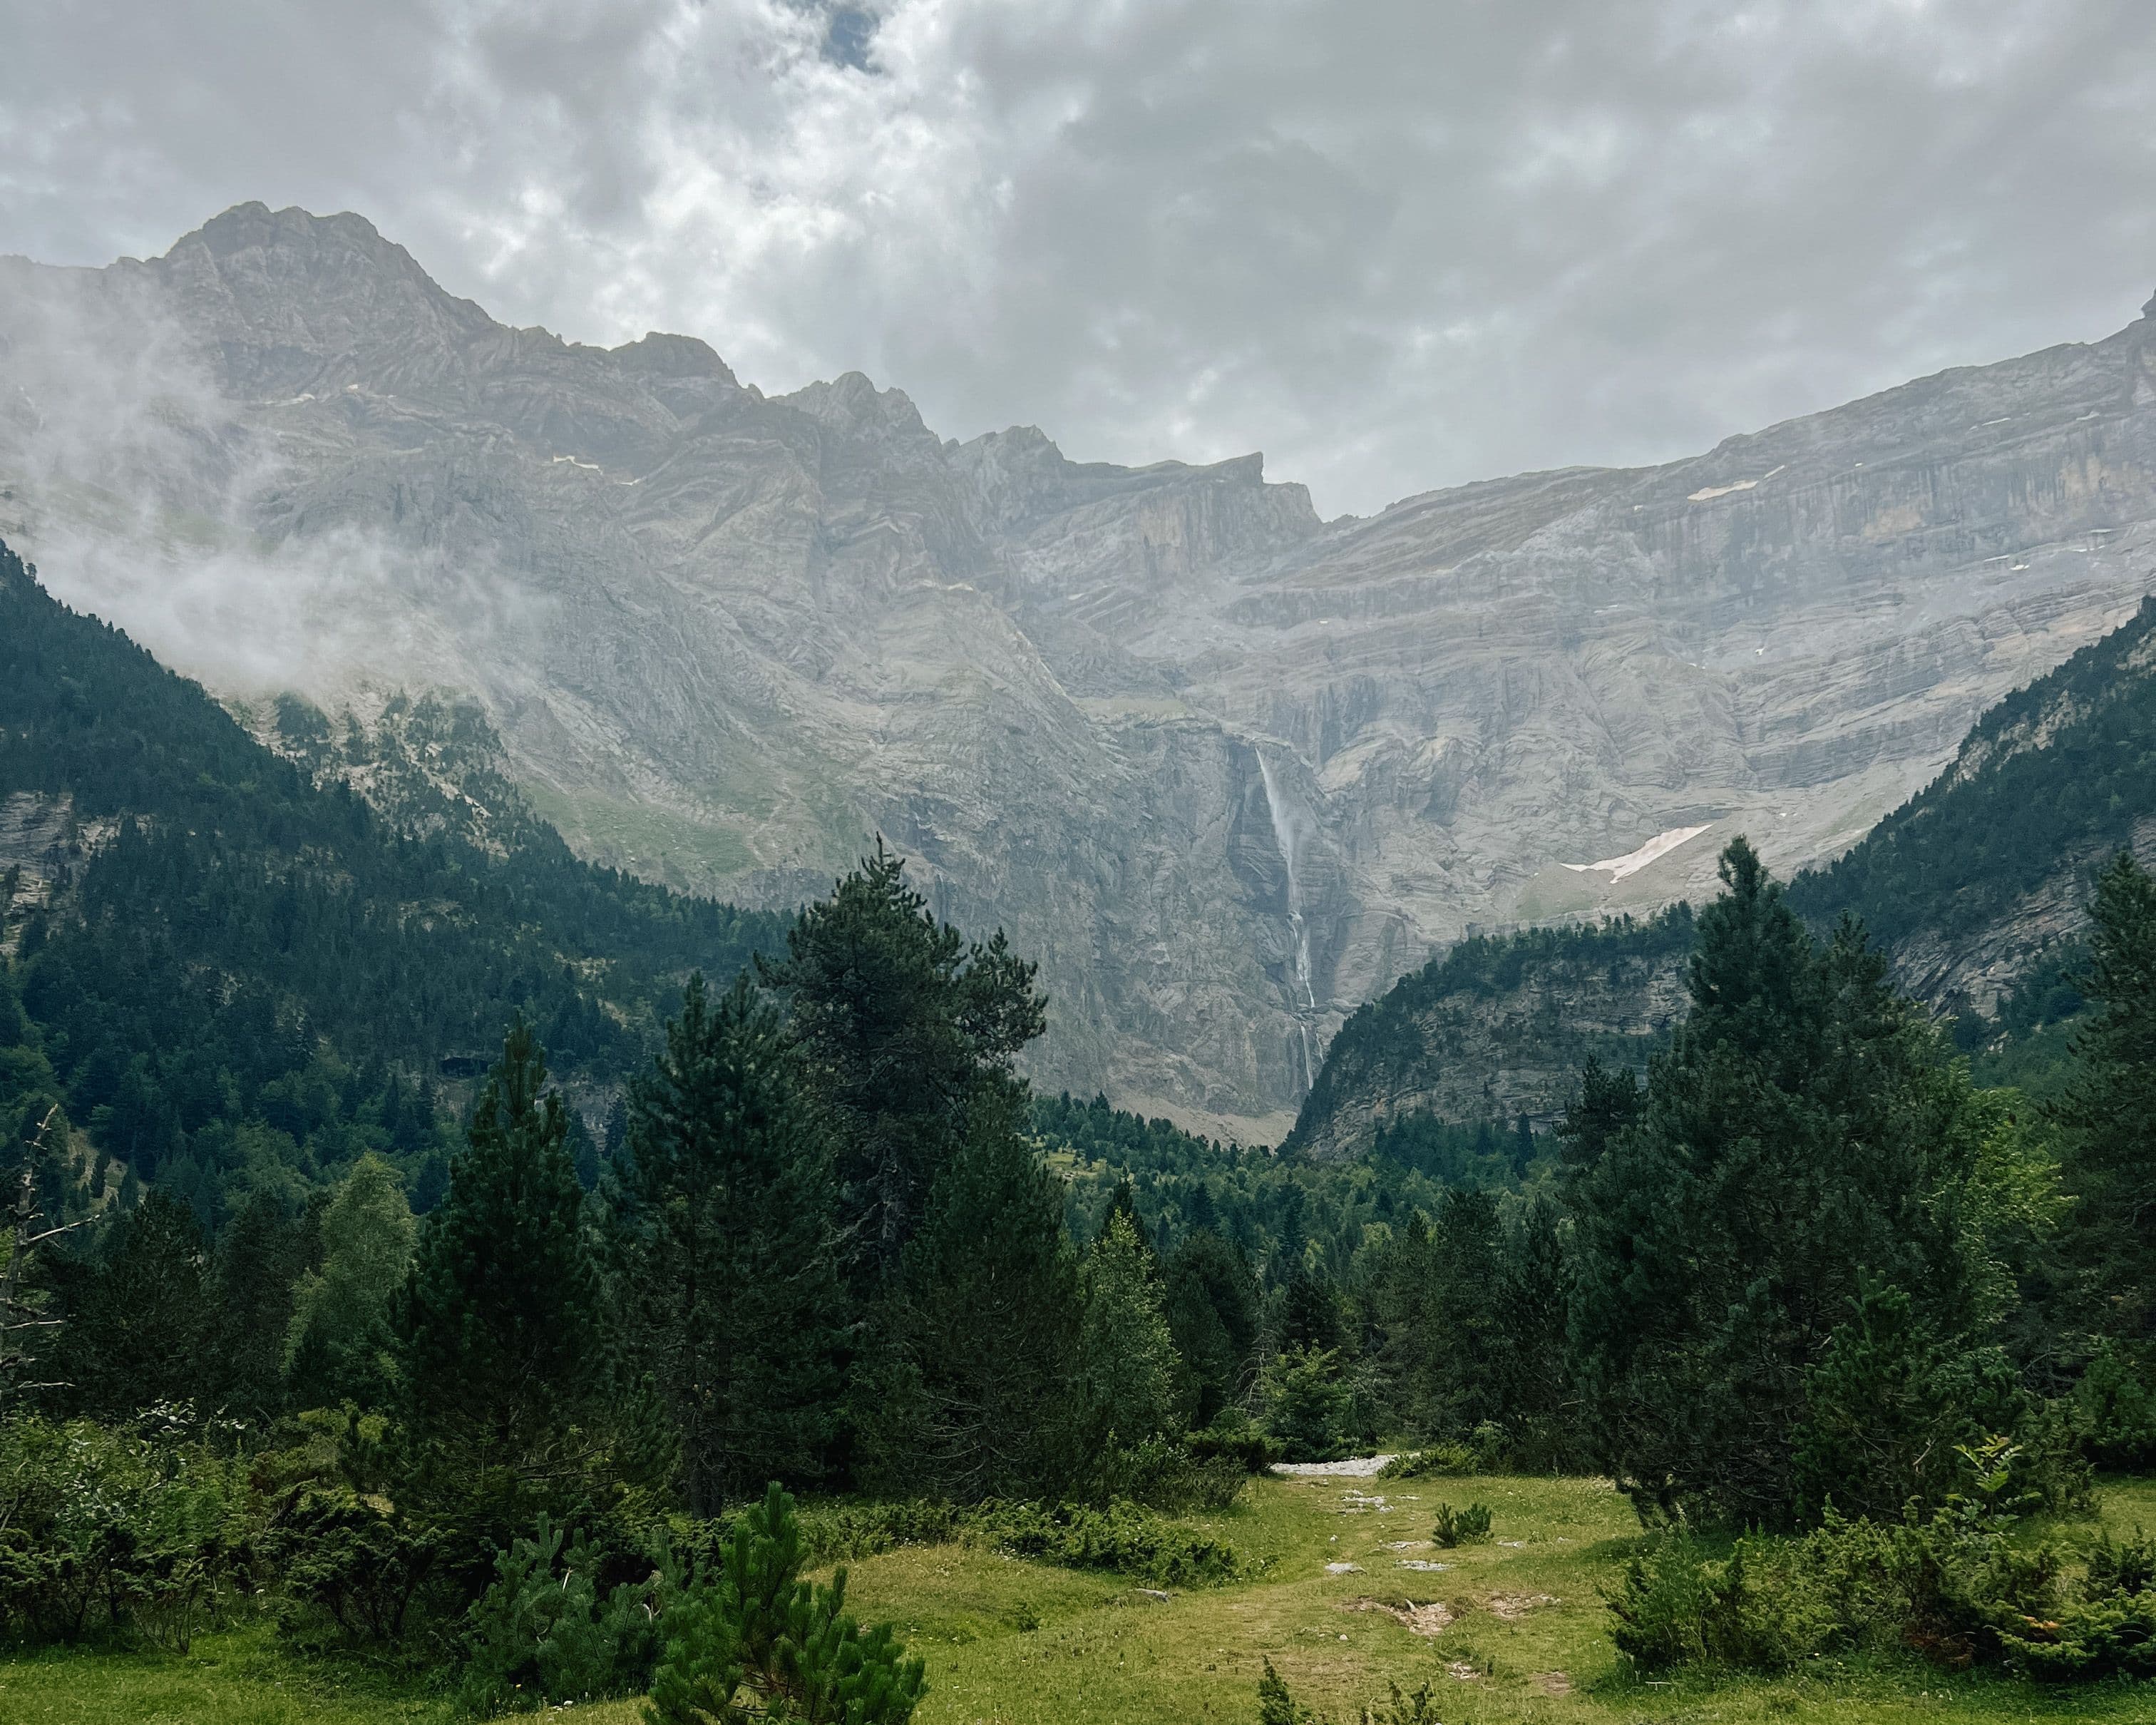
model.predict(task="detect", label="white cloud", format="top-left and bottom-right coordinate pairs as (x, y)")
top-left (3, 0), bottom-right (2152, 516)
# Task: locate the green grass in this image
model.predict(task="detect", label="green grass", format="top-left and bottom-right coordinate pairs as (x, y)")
top-left (9, 1474), bottom-right (2155, 1724)
top-left (0, 1623), bottom-right (642, 1725)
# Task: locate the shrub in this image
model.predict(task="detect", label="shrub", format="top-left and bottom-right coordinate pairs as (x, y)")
top-left (1185, 1411), bottom-right (1279, 1474)
top-left (267, 1482), bottom-right (439, 1649)
top-left (1378, 1445), bottom-right (1475, 1481)
top-left (458, 1514), bottom-right (670, 1715)
top-left (1995, 1526), bottom-right (2156, 1681)
top-left (2074, 1340), bottom-right (2156, 1469)
top-left (647, 1482), bottom-right (925, 1725)
top-left (256, 1410), bottom-right (441, 1649)
top-left (1603, 1440), bottom-right (2114, 1679)
top-left (980, 1500), bottom-right (1240, 1587)
top-left (1430, 1502), bottom-right (1491, 1547)
top-left (1604, 1529), bottom-right (1841, 1672)
top-left (1089, 1436), bottom-right (1246, 1512)
top-left (0, 1410), bottom-right (253, 1650)
top-left (788, 1499), bottom-right (967, 1565)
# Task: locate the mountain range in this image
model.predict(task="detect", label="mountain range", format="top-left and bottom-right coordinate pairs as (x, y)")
top-left (4, 203), bottom-right (2153, 1135)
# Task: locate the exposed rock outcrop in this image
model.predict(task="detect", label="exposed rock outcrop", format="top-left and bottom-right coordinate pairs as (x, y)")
top-left (4, 204), bottom-right (2154, 1131)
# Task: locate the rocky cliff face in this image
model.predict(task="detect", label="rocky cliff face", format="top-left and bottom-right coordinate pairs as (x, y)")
top-left (4, 204), bottom-right (2154, 1133)
top-left (1294, 590), bottom-right (2156, 1160)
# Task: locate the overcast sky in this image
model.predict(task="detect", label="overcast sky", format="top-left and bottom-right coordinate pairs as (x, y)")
top-left (4, 0), bottom-right (2152, 518)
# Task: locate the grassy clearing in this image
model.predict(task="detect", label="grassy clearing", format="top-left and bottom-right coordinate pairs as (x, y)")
top-left (0, 1626), bottom-right (642, 1725)
top-left (834, 1473), bottom-right (2156, 1725)
top-left (9, 1473), bottom-right (2155, 1724)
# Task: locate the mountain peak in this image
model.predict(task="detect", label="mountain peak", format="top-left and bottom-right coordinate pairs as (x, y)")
top-left (610, 330), bottom-right (739, 385)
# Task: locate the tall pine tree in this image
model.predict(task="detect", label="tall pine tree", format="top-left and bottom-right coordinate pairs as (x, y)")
top-left (614, 972), bottom-right (848, 1512)
top-left (1566, 838), bottom-right (1970, 1525)
top-left (855, 1103), bottom-right (1080, 1500)
top-left (2059, 851), bottom-right (2156, 1338)
top-left (758, 843), bottom-right (1044, 1284)
top-left (399, 1018), bottom-right (627, 1532)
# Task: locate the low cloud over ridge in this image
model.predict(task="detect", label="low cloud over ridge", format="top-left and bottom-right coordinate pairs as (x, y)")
top-left (4, 0), bottom-right (2153, 517)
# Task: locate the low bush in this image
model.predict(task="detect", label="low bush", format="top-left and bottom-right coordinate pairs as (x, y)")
top-left (1185, 1412), bottom-right (1280, 1474)
top-left (980, 1499), bottom-right (1241, 1587)
top-left (1431, 1501), bottom-right (1492, 1547)
top-left (256, 1408), bottom-right (442, 1650)
top-left (789, 1499), bottom-right (969, 1565)
top-left (1090, 1435), bottom-right (1246, 1512)
top-left (647, 1482), bottom-right (925, 1725)
top-left (2074, 1340), bottom-right (2156, 1470)
top-left (1997, 1526), bottom-right (2156, 1680)
top-left (1603, 1440), bottom-right (2144, 1682)
top-left (1377, 1428), bottom-right (1507, 1480)
top-left (458, 1514), bottom-right (671, 1715)
top-left (0, 1408), bottom-right (255, 1651)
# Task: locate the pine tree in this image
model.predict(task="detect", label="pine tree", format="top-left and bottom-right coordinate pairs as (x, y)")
top-left (615, 972), bottom-right (848, 1512)
top-left (1162, 1229), bottom-right (1259, 1429)
top-left (1075, 1209), bottom-right (1183, 1453)
top-left (399, 1018), bottom-right (613, 1521)
top-left (1491, 1189), bottom-right (1581, 1470)
top-left (2059, 851), bottom-right (2156, 1337)
top-left (1566, 838), bottom-right (1971, 1525)
top-left (855, 1103), bottom-right (1079, 1500)
top-left (211, 1187), bottom-right (311, 1424)
top-left (60, 1188), bottom-right (217, 1418)
top-left (758, 842), bottom-right (1044, 1284)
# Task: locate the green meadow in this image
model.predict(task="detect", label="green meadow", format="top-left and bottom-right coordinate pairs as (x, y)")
top-left (14, 1471), bottom-right (2154, 1725)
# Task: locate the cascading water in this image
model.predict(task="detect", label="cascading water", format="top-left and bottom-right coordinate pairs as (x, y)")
top-left (1256, 748), bottom-right (1318, 1092)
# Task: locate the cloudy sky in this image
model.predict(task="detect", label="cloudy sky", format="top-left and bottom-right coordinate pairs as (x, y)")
top-left (3, 0), bottom-right (2152, 517)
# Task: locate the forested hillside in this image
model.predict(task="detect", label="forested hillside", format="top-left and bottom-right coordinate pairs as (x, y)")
top-left (0, 539), bottom-right (786, 1224)
top-left (1293, 593), bottom-right (2156, 1157)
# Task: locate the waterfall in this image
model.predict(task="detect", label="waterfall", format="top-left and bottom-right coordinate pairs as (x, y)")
top-left (1257, 748), bottom-right (1318, 1092)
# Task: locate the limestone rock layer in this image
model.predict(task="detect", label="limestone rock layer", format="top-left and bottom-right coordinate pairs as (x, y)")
top-left (4, 202), bottom-right (2152, 1134)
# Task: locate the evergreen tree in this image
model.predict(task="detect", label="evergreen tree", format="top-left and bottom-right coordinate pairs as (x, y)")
top-left (1075, 1209), bottom-right (1183, 1453)
top-left (615, 972), bottom-right (848, 1512)
top-left (398, 1018), bottom-right (619, 1525)
top-left (286, 1154), bottom-right (414, 1411)
top-left (1275, 1259), bottom-right (1345, 1355)
top-left (212, 1187), bottom-right (312, 1424)
top-left (58, 1189), bottom-right (217, 1418)
top-left (1162, 1229), bottom-right (1259, 1429)
top-left (2058, 851), bottom-right (2156, 1337)
top-left (1491, 1189), bottom-right (1581, 1470)
top-left (758, 843), bottom-right (1044, 1284)
top-left (1566, 839), bottom-right (1971, 1525)
top-left (855, 1106), bottom-right (1079, 1500)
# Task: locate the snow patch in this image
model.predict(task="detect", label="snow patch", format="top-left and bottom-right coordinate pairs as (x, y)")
top-left (1562, 823), bottom-right (1713, 882)
top-left (1688, 464), bottom-right (1785, 503)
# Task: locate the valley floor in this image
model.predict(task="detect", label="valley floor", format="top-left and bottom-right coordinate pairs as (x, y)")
top-left (7, 1473), bottom-right (2154, 1724)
